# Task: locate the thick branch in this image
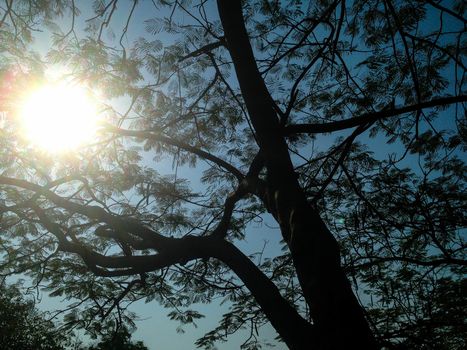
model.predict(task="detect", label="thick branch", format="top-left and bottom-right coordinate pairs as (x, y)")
top-left (214, 240), bottom-right (316, 350)
top-left (31, 205), bottom-right (220, 276)
top-left (284, 95), bottom-right (467, 135)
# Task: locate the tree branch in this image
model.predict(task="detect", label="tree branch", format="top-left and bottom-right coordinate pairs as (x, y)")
top-left (103, 125), bottom-right (244, 181)
top-left (179, 38), bottom-right (225, 62)
top-left (213, 239), bottom-right (316, 349)
top-left (425, 0), bottom-right (467, 24)
top-left (284, 95), bottom-right (467, 135)
top-left (0, 176), bottom-right (173, 250)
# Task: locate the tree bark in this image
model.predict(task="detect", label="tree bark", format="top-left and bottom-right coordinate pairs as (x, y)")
top-left (217, 0), bottom-right (378, 348)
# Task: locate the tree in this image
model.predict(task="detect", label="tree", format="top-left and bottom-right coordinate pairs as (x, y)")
top-left (0, 281), bottom-right (149, 350)
top-left (0, 0), bottom-right (465, 349)
top-left (0, 281), bottom-right (66, 350)
top-left (87, 327), bottom-right (149, 350)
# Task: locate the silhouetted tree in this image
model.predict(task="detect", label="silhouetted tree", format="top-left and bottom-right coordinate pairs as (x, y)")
top-left (0, 281), bottom-right (149, 350)
top-left (0, 1), bottom-right (465, 349)
top-left (0, 282), bottom-right (66, 350)
top-left (87, 327), bottom-right (148, 350)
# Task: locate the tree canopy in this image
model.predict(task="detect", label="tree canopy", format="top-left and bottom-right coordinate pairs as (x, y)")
top-left (0, 0), bottom-right (466, 349)
top-left (0, 281), bottom-right (66, 350)
top-left (0, 280), bottom-right (149, 350)
top-left (86, 327), bottom-right (149, 350)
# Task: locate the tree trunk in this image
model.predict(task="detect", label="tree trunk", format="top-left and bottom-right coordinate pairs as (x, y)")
top-left (217, 1), bottom-right (378, 348)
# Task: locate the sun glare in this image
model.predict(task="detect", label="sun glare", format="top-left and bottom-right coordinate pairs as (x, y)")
top-left (18, 81), bottom-right (101, 152)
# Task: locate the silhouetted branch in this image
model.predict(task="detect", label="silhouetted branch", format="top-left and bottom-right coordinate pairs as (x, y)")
top-left (104, 125), bottom-right (245, 181)
top-left (425, 0), bottom-right (467, 24)
top-left (284, 95), bottom-right (467, 134)
top-left (179, 38), bottom-right (225, 62)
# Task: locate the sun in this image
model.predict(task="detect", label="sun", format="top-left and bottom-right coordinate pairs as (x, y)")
top-left (18, 80), bottom-right (101, 152)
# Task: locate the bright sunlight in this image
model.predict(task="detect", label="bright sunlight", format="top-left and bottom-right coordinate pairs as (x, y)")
top-left (18, 80), bottom-right (101, 152)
